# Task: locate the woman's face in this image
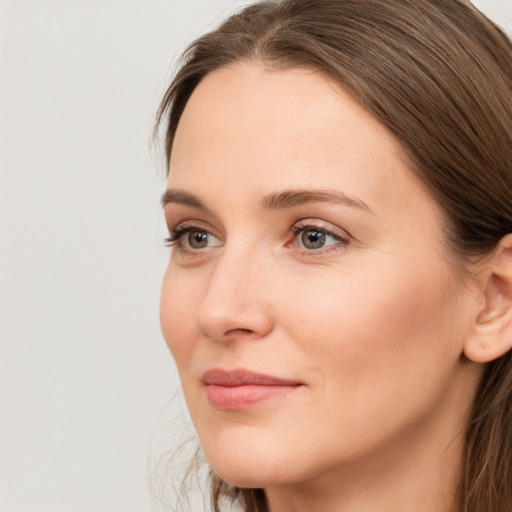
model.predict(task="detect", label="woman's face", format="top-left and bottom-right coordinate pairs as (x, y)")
top-left (160, 63), bottom-right (481, 489)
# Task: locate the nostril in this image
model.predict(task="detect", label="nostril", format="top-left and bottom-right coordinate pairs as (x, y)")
top-left (225, 328), bottom-right (256, 337)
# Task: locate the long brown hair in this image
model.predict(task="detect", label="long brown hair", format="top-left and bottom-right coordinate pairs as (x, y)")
top-left (156, 1), bottom-right (512, 510)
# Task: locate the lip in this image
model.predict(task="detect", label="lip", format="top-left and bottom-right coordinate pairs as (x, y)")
top-left (202, 369), bottom-right (304, 411)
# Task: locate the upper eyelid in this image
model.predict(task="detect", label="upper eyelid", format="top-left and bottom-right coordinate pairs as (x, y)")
top-left (168, 218), bottom-right (346, 232)
top-left (290, 223), bottom-right (343, 237)
top-left (167, 222), bottom-right (217, 241)
top-left (167, 219), bottom-right (215, 234)
top-left (166, 218), bottom-right (351, 239)
top-left (290, 219), bottom-right (352, 239)
top-left (168, 223), bottom-right (209, 237)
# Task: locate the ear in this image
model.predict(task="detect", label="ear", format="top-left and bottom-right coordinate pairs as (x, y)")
top-left (464, 234), bottom-right (512, 363)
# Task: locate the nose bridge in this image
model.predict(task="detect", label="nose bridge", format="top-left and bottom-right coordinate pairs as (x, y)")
top-left (196, 241), bottom-right (273, 342)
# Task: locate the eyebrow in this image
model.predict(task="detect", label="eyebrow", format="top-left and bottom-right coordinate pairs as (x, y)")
top-left (161, 189), bottom-right (209, 210)
top-left (261, 189), bottom-right (374, 214)
top-left (161, 188), bottom-right (374, 215)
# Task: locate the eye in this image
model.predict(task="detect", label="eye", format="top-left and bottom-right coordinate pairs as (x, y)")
top-left (182, 230), bottom-right (212, 249)
top-left (298, 229), bottom-right (331, 249)
top-left (289, 223), bottom-right (349, 252)
top-left (164, 225), bottom-right (222, 250)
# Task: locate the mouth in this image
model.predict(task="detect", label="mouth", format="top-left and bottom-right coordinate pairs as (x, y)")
top-left (201, 368), bottom-right (304, 411)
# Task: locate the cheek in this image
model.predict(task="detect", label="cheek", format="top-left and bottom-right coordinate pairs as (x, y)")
top-left (298, 250), bottom-right (458, 350)
top-left (160, 266), bottom-right (198, 367)
top-left (284, 259), bottom-right (463, 414)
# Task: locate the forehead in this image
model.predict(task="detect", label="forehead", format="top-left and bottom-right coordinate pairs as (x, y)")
top-left (171, 63), bottom-right (400, 163)
top-left (168, 62), bottom-right (437, 223)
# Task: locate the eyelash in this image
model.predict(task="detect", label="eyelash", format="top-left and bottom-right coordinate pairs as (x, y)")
top-left (164, 222), bottom-right (350, 254)
top-left (163, 223), bottom-right (206, 248)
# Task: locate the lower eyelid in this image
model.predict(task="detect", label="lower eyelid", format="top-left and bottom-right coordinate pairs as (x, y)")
top-left (295, 244), bottom-right (346, 258)
top-left (285, 232), bottom-right (349, 258)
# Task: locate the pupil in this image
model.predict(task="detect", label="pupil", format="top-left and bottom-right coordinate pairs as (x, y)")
top-left (302, 230), bottom-right (325, 249)
top-left (189, 231), bottom-right (208, 248)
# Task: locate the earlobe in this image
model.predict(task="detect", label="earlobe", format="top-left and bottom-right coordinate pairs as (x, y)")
top-left (464, 234), bottom-right (512, 364)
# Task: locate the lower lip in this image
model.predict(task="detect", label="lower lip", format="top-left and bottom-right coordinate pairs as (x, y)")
top-left (206, 384), bottom-right (301, 411)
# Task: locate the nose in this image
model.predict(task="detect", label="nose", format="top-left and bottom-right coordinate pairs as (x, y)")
top-left (195, 248), bottom-right (274, 343)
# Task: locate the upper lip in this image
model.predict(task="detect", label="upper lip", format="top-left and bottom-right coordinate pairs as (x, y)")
top-left (202, 368), bottom-right (303, 387)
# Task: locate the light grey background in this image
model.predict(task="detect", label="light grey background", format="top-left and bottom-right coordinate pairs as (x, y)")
top-left (1, 1), bottom-right (511, 511)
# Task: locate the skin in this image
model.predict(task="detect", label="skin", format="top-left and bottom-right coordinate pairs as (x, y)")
top-left (160, 62), bottom-right (486, 512)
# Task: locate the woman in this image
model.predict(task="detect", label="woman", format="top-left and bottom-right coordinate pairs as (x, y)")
top-left (156, 0), bottom-right (512, 511)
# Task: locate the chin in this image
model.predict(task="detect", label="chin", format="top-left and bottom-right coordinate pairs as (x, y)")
top-left (200, 430), bottom-right (303, 489)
